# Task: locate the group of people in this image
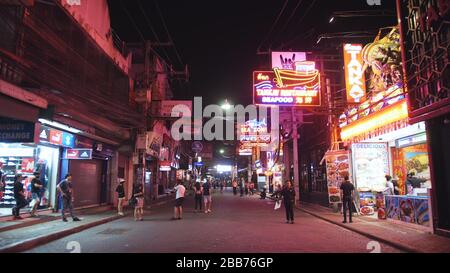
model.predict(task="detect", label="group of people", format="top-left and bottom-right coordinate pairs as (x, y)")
top-left (231, 178), bottom-right (255, 197)
top-left (7, 172), bottom-right (80, 222)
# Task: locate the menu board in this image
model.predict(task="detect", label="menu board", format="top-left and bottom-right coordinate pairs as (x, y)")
top-left (352, 143), bottom-right (389, 192)
top-left (325, 150), bottom-right (350, 204)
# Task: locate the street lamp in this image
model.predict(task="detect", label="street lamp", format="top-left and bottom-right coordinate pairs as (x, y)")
top-left (220, 149), bottom-right (225, 154)
top-left (221, 99), bottom-right (232, 110)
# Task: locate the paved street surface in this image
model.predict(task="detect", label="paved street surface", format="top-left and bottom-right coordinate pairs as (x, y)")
top-left (26, 189), bottom-right (402, 253)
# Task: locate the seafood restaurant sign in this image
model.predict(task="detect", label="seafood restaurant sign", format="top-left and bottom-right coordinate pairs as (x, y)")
top-left (253, 61), bottom-right (321, 107)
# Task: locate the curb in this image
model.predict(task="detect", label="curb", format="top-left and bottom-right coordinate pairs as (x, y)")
top-left (298, 207), bottom-right (422, 253)
top-left (0, 206), bottom-right (114, 233)
top-left (0, 214), bottom-right (122, 253)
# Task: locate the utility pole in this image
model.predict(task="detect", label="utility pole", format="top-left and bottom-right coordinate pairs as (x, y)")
top-left (292, 107), bottom-right (300, 207)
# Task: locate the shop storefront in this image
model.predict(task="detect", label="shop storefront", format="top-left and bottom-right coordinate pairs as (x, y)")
top-left (340, 103), bottom-right (433, 230)
top-left (0, 119), bottom-right (67, 216)
top-left (336, 26), bottom-right (434, 231)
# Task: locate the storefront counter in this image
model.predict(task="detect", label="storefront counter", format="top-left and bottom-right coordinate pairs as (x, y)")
top-left (385, 194), bottom-right (430, 227)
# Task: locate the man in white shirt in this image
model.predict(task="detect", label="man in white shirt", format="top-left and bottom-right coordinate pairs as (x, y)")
top-left (173, 180), bottom-right (186, 220)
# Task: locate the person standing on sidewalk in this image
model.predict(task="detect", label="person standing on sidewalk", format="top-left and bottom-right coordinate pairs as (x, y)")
top-left (340, 175), bottom-right (355, 223)
top-left (12, 174), bottom-right (28, 220)
top-left (172, 180), bottom-right (186, 220)
top-left (115, 179), bottom-right (126, 216)
top-left (280, 181), bottom-right (296, 224)
top-left (57, 173), bottom-right (81, 222)
top-left (194, 181), bottom-right (203, 213)
top-left (30, 172), bottom-right (43, 217)
top-left (203, 179), bottom-right (212, 213)
top-left (132, 183), bottom-right (144, 221)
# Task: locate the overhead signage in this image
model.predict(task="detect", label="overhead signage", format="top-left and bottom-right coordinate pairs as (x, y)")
top-left (65, 148), bottom-right (92, 160)
top-left (146, 131), bottom-right (163, 157)
top-left (39, 125), bottom-right (75, 148)
top-left (191, 141), bottom-right (203, 153)
top-left (253, 61), bottom-right (321, 107)
top-left (0, 118), bottom-right (35, 143)
top-left (396, 133), bottom-right (427, 148)
top-left (239, 119), bottom-right (271, 147)
top-left (343, 44), bottom-right (366, 103)
top-left (271, 51), bottom-right (306, 70)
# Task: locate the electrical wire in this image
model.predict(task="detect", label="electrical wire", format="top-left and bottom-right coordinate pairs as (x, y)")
top-left (257, 0), bottom-right (290, 53)
top-left (269, 0), bottom-right (303, 50)
top-left (153, 0), bottom-right (184, 67)
top-left (136, 0), bottom-right (173, 66)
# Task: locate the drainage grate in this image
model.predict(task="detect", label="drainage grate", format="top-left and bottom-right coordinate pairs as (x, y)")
top-left (97, 228), bottom-right (130, 235)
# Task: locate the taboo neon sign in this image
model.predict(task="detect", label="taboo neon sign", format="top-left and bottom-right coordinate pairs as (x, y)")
top-left (253, 61), bottom-right (321, 107)
top-left (343, 44), bottom-right (366, 103)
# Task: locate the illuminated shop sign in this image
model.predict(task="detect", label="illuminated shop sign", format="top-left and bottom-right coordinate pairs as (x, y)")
top-left (65, 148), bottom-right (92, 160)
top-left (39, 125), bottom-right (75, 148)
top-left (341, 100), bottom-right (408, 141)
top-left (343, 44), bottom-right (366, 103)
top-left (396, 133), bottom-right (427, 148)
top-left (253, 61), bottom-right (321, 107)
top-left (239, 119), bottom-right (271, 147)
top-left (271, 51), bottom-right (306, 69)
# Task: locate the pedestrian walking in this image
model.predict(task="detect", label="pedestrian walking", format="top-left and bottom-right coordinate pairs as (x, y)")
top-left (115, 178), bottom-right (126, 216)
top-left (280, 181), bottom-right (296, 224)
top-left (245, 181), bottom-right (249, 195)
top-left (232, 179), bottom-right (238, 195)
top-left (30, 171), bottom-right (43, 217)
top-left (340, 175), bottom-right (355, 223)
top-left (203, 179), bottom-right (212, 213)
top-left (220, 179), bottom-right (224, 193)
top-left (194, 181), bottom-right (203, 213)
top-left (132, 183), bottom-right (144, 221)
top-left (57, 173), bottom-right (81, 222)
top-left (172, 180), bottom-right (186, 220)
top-left (12, 173), bottom-right (28, 220)
top-left (249, 182), bottom-right (255, 195)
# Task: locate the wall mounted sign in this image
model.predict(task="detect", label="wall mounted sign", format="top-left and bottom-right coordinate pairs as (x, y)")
top-left (0, 118), bottom-right (35, 143)
top-left (343, 44), bottom-right (366, 103)
top-left (39, 125), bottom-right (75, 148)
top-left (65, 148), bottom-right (92, 160)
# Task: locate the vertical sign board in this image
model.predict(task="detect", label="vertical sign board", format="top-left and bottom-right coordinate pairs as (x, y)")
top-left (343, 44), bottom-right (366, 104)
top-left (325, 150), bottom-right (350, 204)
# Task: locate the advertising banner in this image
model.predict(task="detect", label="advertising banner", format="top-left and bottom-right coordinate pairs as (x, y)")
top-left (352, 143), bottom-right (389, 191)
top-left (324, 150), bottom-right (350, 204)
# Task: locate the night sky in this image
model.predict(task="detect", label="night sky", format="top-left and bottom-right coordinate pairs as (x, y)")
top-left (108, 0), bottom-right (397, 106)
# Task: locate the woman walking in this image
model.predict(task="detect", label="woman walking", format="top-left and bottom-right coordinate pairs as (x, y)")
top-left (194, 181), bottom-right (203, 213)
top-left (133, 183), bottom-right (144, 221)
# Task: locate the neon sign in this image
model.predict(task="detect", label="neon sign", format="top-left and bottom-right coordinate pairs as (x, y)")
top-left (340, 100), bottom-right (408, 141)
top-left (253, 61), bottom-right (321, 107)
top-left (343, 44), bottom-right (366, 103)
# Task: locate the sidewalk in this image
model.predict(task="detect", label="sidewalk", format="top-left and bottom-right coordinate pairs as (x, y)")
top-left (0, 196), bottom-right (178, 253)
top-left (299, 202), bottom-right (450, 253)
